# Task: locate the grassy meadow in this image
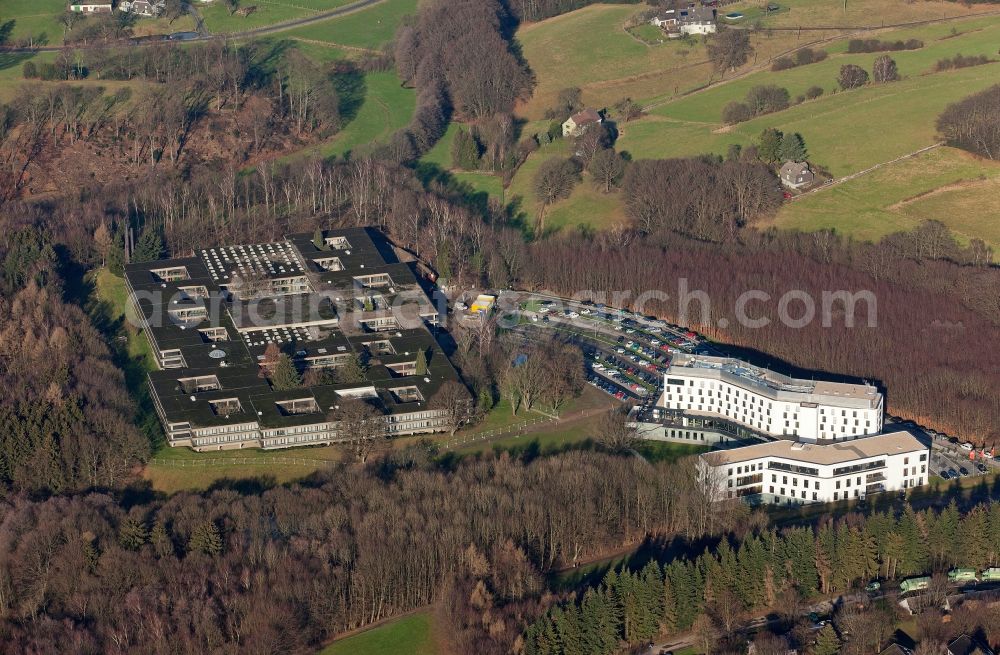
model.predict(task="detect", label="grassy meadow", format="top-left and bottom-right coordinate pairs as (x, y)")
top-left (511, 0), bottom-right (996, 120)
top-left (199, 0), bottom-right (355, 34)
top-left (3, 0), bottom-right (69, 46)
top-left (769, 147), bottom-right (1000, 248)
top-left (507, 11), bottom-right (1000, 242)
top-left (319, 611), bottom-right (438, 655)
top-left (310, 70), bottom-right (415, 158)
top-left (278, 0), bottom-right (418, 49)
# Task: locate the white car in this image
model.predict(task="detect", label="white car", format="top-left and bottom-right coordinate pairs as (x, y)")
top-left (537, 306), bottom-right (550, 313)
top-left (580, 308), bottom-right (591, 314)
top-left (568, 312), bottom-right (580, 319)
top-left (961, 442), bottom-right (974, 451)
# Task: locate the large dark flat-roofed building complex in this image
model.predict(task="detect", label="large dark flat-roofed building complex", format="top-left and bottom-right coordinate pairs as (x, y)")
top-left (125, 227), bottom-right (460, 451)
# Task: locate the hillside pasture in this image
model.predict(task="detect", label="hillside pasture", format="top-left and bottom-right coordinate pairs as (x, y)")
top-left (512, 0), bottom-right (996, 121)
top-left (730, 0), bottom-right (997, 29)
top-left (278, 0), bottom-right (418, 49)
top-left (505, 138), bottom-right (629, 236)
top-left (2, 0), bottom-right (68, 46)
top-left (514, 4), bottom-right (715, 120)
top-left (653, 17), bottom-right (1000, 124)
top-left (199, 0), bottom-right (355, 34)
top-left (769, 147), bottom-right (1000, 248)
top-left (622, 61), bottom-right (1000, 176)
top-left (304, 70), bottom-right (414, 159)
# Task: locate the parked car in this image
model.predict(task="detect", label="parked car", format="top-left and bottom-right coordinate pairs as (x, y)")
top-left (940, 470), bottom-right (950, 479)
top-left (961, 442), bottom-right (974, 451)
top-left (959, 467), bottom-right (969, 476)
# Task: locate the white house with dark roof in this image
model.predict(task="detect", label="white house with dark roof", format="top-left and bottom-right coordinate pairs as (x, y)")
top-left (678, 5), bottom-right (717, 34)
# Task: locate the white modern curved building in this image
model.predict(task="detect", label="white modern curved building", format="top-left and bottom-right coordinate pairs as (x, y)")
top-left (662, 354), bottom-right (883, 442)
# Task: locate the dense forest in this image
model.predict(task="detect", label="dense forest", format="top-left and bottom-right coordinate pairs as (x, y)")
top-left (0, 41), bottom-right (341, 198)
top-left (525, 499), bottom-right (1000, 655)
top-left (0, 451), bottom-right (752, 654)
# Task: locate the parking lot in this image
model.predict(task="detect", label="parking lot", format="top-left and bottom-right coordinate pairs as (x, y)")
top-left (511, 293), bottom-right (716, 405)
top-left (885, 417), bottom-right (999, 481)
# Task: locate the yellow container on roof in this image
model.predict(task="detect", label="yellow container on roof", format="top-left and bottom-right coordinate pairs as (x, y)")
top-left (470, 294), bottom-right (496, 314)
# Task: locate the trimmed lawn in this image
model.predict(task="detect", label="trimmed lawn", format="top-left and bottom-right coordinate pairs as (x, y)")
top-left (92, 268), bottom-right (157, 371)
top-left (143, 462), bottom-right (332, 494)
top-left (279, 0), bottom-right (418, 49)
top-left (143, 419), bottom-right (347, 493)
top-left (769, 147), bottom-right (1000, 247)
top-left (319, 611), bottom-right (437, 655)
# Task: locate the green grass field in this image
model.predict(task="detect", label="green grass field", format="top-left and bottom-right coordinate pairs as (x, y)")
top-left (770, 147), bottom-right (1000, 247)
top-left (199, 0), bottom-right (355, 34)
top-left (319, 611), bottom-right (438, 655)
top-left (504, 137), bottom-right (628, 236)
top-left (730, 0), bottom-right (991, 29)
top-left (513, 0), bottom-right (993, 120)
top-left (306, 70), bottom-right (414, 158)
top-left (2, 0), bottom-right (196, 46)
top-left (515, 4), bottom-right (714, 119)
top-left (143, 429), bottom-right (346, 493)
top-left (420, 122), bottom-right (458, 168)
top-left (615, 24), bottom-right (1000, 191)
top-left (279, 0), bottom-right (418, 49)
top-left (652, 19), bottom-right (1000, 125)
top-left (2, 0), bottom-right (68, 46)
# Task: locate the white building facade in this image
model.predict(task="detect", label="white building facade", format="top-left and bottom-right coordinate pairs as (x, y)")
top-left (700, 431), bottom-right (929, 505)
top-left (662, 354), bottom-right (883, 442)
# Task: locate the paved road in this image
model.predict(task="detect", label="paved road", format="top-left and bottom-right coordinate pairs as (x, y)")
top-left (0, 0), bottom-right (384, 53)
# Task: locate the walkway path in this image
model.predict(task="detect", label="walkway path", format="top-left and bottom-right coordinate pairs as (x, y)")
top-left (788, 142), bottom-right (944, 201)
top-left (0, 0), bottom-right (386, 53)
top-left (641, 10), bottom-right (1000, 113)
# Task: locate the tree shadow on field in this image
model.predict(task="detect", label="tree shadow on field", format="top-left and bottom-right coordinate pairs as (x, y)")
top-left (330, 60), bottom-right (366, 124)
top-left (207, 475), bottom-right (279, 495)
top-left (0, 51), bottom-right (32, 73)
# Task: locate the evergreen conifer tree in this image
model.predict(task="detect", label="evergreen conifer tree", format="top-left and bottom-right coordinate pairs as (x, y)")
top-left (188, 521), bottom-right (222, 556)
